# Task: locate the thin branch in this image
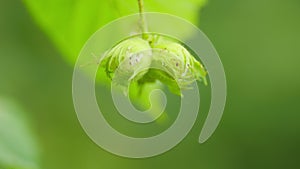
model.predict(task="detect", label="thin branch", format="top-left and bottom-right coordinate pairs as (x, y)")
top-left (138, 0), bottom-right (147, 38)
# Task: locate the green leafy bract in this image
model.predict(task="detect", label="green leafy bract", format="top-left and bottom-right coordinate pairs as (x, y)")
top-left (100, 35), bottom-right (207, 96)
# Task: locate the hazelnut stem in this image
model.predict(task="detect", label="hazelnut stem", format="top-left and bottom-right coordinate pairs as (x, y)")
top-left (138, 0), bottom-right (147, 39)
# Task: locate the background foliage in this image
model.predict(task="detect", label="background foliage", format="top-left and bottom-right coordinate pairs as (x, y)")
top-left (0, 0), bottom-right (299, 169)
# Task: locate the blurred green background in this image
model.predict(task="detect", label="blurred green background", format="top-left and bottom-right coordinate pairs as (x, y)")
top-left (0, 0), bottom-right (299, 169)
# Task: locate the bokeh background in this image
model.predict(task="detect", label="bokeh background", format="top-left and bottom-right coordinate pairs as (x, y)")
top-left (0, 0), bottom-right (299, 169)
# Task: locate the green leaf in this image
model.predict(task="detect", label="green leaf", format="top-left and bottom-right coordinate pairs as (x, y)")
top-left (0, 98), bottom-right (40, 169)
top-left (23, 0), bottom-right (207, 111)
top-left (23, 0), bottom-right (207, 64)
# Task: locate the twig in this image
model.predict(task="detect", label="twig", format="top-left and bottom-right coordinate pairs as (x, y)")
top-left (138, 0), bottom-right (147, 39)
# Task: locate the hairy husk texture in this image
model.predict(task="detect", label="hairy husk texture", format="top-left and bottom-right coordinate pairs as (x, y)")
top-left (100, 35), bottom-right (207, 96)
